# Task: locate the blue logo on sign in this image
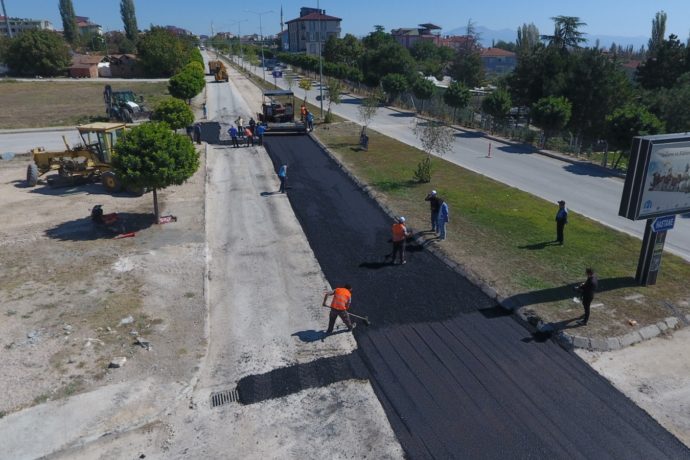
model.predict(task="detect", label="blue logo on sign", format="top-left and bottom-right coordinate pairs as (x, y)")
top-left (643, 200), bottom-right (653, 210)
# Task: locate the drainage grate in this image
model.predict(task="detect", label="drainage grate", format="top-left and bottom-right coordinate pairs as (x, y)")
top-left (210, 388), bottom-right (240, 408)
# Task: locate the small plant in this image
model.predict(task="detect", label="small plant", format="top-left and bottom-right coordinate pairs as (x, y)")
top-left (5, 310), bottom-right (16, 316)
top-left (324, 110), bottom-right (334, 124)
top-left (413, 157), bottom-right (432, 183)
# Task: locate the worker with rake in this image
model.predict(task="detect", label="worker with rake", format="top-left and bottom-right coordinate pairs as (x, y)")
top-left (323, 284), bottom-right (355, 334)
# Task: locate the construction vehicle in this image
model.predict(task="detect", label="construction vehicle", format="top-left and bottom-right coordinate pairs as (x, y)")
top-left (103, 85), bottom-right (151, 123)
top-left (25, 122), bottom-right (141, 194)
top-left (257, 90), bottom-right (307, 134)
top-left (208, 60), bottom-right (229, 82)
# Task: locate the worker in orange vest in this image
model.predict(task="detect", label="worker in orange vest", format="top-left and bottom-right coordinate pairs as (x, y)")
top-left (322, 284), bottom-right (354, 334)
top-left (300, 103), bottom-right (307, 121)
top-left (391, 216), bottom-right (411, 265)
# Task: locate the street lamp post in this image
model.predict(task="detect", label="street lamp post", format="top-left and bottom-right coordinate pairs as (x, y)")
top-left (229, 19), bottom-right (248, 68)
top-left (246, 10), bottom-right (273, 82)
top-left (317, 0), bottom-right (324, 118)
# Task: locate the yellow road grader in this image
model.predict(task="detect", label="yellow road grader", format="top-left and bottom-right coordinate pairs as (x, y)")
top-left (25, 122), bottom-right (140, 194)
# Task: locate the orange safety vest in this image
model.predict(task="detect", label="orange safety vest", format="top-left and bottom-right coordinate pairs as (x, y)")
top-left (392, 223), bottom-right (407, 242)
top-left (301, 105), bottom-right (307, 116)
top-left (331, 287), bottom-right (351, 311)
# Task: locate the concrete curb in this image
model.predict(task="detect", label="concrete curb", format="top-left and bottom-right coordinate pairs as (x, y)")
top-left (309, 131), bottom-right (687, 352)
top-left (0, 126), bottom-right (76, 134)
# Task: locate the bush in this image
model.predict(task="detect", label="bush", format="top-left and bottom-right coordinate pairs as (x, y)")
top-left (151, 98), bottom-right (194, 130)
top-left (413, 157), bottom-right (432, 183)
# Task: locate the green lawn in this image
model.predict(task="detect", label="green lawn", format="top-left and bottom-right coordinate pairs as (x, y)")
top-left (316, 121), bottom-right (690, 338)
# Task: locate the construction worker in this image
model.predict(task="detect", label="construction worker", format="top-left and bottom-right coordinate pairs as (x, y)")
top-left (300, 103), bottom-right (307, 121)
top-left (323, 284), bottom-right (354, 334)
top-left (391, 216), bottom-right (411, 264)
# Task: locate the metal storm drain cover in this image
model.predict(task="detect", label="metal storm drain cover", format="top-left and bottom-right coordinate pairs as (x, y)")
top-left (210, 388), bottom-right (239, 408)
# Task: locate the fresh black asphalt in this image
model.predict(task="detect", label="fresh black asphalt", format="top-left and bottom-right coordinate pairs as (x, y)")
top-left (241, 134), bottom-right (690, 459)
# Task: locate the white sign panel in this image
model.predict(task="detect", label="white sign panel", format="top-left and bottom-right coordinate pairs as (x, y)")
top-left (638, 140), bottom-right (690, 218)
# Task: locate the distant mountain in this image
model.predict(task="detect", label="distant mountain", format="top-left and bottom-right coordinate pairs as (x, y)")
top-left (445, 25), bottom-right (648, 50)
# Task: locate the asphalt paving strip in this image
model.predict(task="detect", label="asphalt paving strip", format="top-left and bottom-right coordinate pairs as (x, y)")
top-left (235, 134), bottom-right (690, 459)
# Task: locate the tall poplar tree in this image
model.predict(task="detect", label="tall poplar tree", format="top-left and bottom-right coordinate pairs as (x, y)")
top-left (58, 0), bottom-right (78, 45)
top-left (120, 0), bottom-right (139, 42)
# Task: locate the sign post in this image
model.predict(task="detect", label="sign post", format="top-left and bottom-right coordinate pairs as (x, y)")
top-left (619, 133), bottom-right (690, 286)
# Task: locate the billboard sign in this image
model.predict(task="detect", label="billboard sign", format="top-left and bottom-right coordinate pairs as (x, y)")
top-left (619, 133), bottom-right (690, 220)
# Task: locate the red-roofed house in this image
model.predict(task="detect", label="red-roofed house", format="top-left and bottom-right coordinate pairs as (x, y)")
top-left (286, 7), bottom-right (341, 55)
top-left (75, 16), bottom-right (102, 36)
top-left (480, 47), bottom-right (517, 74)
top-left (69, 54), bottom-right (106, 78)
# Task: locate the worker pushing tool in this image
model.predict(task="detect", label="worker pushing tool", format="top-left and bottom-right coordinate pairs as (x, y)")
top-left (323, 284), bottom-right (355, 334)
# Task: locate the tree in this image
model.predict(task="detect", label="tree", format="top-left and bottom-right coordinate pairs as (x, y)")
top-left (120, 0), bottom-right (139, 43)
top-left (443, 81), bottom-right (471, 122)
top-left (151, 97), bottom-right (194, 130)
top-left (531, 96), bottom-right (572, 144)
top-left (4, 29), bottom-right (70, 77)
top-left (542, 16), bottom-right (587, 51)
top-left (516, 23), bottom-right (540, 55)
top-left (636, 34), bottom-right (688, 89)
top-left (606, 104), bottom-right (664, 150)
top-left (481, 89), bottom-right (512, 132)
top-left (298, 78), bottom-right (312, 102)
top-left (324, 78), bottom-right (342, 122)
top-left (168, 63), bottom-right (205, 103)
top-left (361, 42), bottom-right (415, 86)
top-left (648, 10), bottom-right (667, 58)
top-left (381, 73), bottom-right (408, 103)
top-left (643, 74), bottom-right (690, 133)
top-left (137, 27), bottom-right (194, 77)
top-left (411, 77), bottom-right (436, 114)
top-left (413, 120), bottom-right (454, 183)
top-left (357, 94), bottom-right (379, 135)
top-left (564, 48), bottom-right (632, 144)
top-left (448, 50), bottom-right (484, 88)
top-left (105, 30), bottom-right (136, 54)
top-left (59, 0), bottom-right (79, 46)
top-left (493, 40), bottom-right (516, 52)
top-left (113, 122), bottom-right (199, 222)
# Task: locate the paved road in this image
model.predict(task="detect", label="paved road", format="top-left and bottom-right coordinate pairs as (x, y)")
top-left (260, 134), bottom-right (689, 459)
top-left (239, 59), bottom-right (690, 261)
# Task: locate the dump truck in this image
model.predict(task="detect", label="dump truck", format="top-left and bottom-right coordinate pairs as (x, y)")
top-left (104, 85), bottom-right (151, 123)
top-left (257, 90), bottom-right (307, 134)
top-left (209, 60), bottom-right (229, 82)
top-left (25, 122), bottom-right (142, 194)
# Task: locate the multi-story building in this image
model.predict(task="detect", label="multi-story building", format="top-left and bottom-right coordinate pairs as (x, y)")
top-left (286, 7), bottom-right (341, 55)
top-left (0, 16), bottom-right (53, 38)
top-left (480, 47), bottom-right (517, 75)
top-left (76, 16), bottom-right (102, 36)
top-left (391, 23), bottom-right (441, 49)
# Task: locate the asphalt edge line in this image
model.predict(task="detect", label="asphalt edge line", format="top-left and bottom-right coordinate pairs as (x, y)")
top-left (307, 131), bottom-right (686, 352)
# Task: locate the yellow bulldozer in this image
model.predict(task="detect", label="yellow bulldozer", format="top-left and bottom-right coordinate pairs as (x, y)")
top-left (25, 122), bottom-right (141, 194)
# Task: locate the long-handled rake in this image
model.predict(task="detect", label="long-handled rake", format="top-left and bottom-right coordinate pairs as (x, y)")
top-left (322, 305), bottom-right (371, 326)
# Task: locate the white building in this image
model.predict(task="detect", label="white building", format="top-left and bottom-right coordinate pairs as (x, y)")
top-left (286, 7), bottom-right (341, 55)
top-left (0, 16), bottom-right (53, 38)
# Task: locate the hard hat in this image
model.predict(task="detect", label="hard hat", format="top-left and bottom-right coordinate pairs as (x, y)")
top-left (398, 216), bottom-right (406, 223)
top-left (431, 190), bottom-right (437, 195)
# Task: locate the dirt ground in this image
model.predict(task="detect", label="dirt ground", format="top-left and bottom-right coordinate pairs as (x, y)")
top-left (0, 81), bottom-right (169, 128)
top-left (0, 149), bottom-right (206, 416)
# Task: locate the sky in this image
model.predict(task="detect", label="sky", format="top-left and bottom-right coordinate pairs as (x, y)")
top-left (4, 0), bottom-right (690, 44)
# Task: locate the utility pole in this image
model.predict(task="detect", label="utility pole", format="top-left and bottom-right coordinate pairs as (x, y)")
top-left (317, 0), bottom-right (324, 118)
top-left (1, 0), bottom-right (13, 38)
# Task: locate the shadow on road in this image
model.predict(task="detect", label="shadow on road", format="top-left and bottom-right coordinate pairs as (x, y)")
top-left (45, 212), bottom-right (155, 241)
top-left (563, 162), bottom-right (619, 178)
top-left (497, 144), bottom-right (533, 154)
